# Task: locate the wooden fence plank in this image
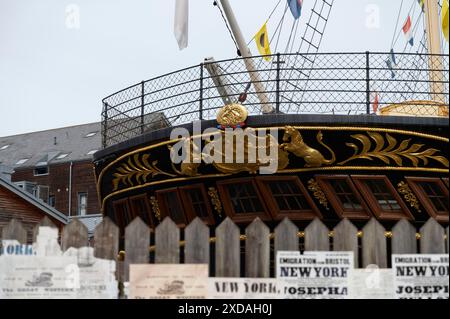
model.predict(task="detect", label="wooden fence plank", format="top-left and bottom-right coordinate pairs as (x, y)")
top-left (1, 219), bottom-right (27, 244)
top-left (94, 217), bottom-right (119, 260)
top-left (274, 218), bottom-right (299, 256)
top-left (32, 216), bottom-right (57, 243)
top-left (333, 218), bottom-right (358, 267)
top-left (420, 218), bottom-right (445, 254)
top-left (155, 217), bottom-right (179, 264)
top-left (124, 217), bottom-right (150, 281)
top-left (362, 218), bottom-right (387, 268)
top-left (304, 218), bottom-right (329, 251)
top-left (61, 219), bottom-right (88, 251)
top-left (391, 219), bottom-right (417, 254)
top-left (245, 218), bottom-right (270, 278)
top-left (215, 217), bottom-right (240, 277)
top-left (185, 218), bottom-right (209, 264)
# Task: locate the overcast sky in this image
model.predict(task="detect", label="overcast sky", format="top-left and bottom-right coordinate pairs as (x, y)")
top-left (0, 0), bottom-right (424, 136)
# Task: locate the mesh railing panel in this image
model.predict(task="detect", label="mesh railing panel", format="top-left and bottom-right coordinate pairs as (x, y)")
top-left (102, 52), bottom-right (449, 148)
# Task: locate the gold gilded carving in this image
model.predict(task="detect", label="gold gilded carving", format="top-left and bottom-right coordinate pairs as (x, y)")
top-left (216, 103), bottom-right (248, 127)
top-left (397, 181), bottom-right (422, 212)
top-left (281, 126), bottom-right (336, 167)
top-left (207, 187), bottom-right (223, 217)
top-left (205, 130), bottom-right (289, 174)
top-left (112, 154), bottom-right (176, 191)
top-left (307, 178), bottom-right (330, 210)
top-left (338, 132), bottom-right (449, 167)
top-left (149, 196), bottom-right (161, 222)
top-left (168, 138), bottom-right (201, 177)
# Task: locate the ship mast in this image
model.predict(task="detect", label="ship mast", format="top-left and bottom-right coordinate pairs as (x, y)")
top-left (424, 0), bottom-right (445, 103)
top-left (219, 0), bottom-right (274, 114)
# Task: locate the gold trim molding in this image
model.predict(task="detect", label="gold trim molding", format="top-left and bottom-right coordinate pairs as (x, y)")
top-left (397, 181), bottom-right (422, 212)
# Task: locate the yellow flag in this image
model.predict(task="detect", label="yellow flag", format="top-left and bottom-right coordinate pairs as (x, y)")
top-left (254, 23), bottom-right (272, 61)
top-left (443, 0), bottom-right (449, 42)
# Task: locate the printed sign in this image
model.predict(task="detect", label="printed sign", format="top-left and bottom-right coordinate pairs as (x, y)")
top-left (349, 267), bottom-right (395, 299)
top-left (129, 264), bottom-right (208, 299)
top-left (0, 227), bottom-right (118, 299)
top-left (0, 240), bottom-right (34, 256)
top-left (208, 278), bottom-right (280, 299)
top-left (277, 251), bottom-right (354, 299)
top-left (64, 247), bottom-right (118, 299)
top-left (392, 254), bottom-right (449, 299)
top-left (0, 255), bottom-right (79, 299)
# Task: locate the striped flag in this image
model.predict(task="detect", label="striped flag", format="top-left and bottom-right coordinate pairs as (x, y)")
top-left (372, 92), bottom-right (379, 114)
top-left (287, 0), bottom-right (303, 20)
top-left (417, 0), bottom-right (425, 12)
top-left (402, 15), bottom-right (414, 46)
top-left (385, 49), bottom-right (397, 78)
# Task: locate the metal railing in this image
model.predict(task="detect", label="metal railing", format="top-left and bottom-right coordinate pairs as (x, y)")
top-left (101, 52), bottom-right (449, 148)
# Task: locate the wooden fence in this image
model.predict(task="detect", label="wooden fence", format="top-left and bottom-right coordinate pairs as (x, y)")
top-left (1, 216), bottom-right (449, 281)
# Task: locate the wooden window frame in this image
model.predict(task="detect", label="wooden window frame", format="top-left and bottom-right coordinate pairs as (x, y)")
top-left (405, 177), bottom-right (449, 223)
top-left (179, 184), bottom-right (215, 225)
top-left (155, 187), bottom-right (190, 227)
top-left (113, 198), bottom-right (133, 230)
top-left (216, 177), bottom-right (271, 223)
top-left (315, 175), bottom-right (372, 220)
top-left (351, 175), bottom-right (414, 221)
top-left (255, 176), bottom-right (322, 221)
top-left (442, 178), bottom-right (449, 188)
top-left (129, 194), bottom-right (155, 228)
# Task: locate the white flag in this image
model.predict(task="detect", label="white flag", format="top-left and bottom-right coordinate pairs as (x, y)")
top-left (174, 0), bottom-right (189, 50)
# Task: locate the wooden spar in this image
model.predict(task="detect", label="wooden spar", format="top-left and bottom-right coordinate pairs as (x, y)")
top-left (424, 0), bottom-right (445, 103)
top-left (219, 0), bottom-right (274, 113)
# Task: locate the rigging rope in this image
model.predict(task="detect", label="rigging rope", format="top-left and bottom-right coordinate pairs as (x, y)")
top-left (213, 1), bottom-right (240, 55)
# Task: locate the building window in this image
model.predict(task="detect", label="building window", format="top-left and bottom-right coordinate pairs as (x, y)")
top-left (442, 178), bottom-right (449, 188)
top-left (55, 153), bottom-right (70, 160)
top-left (129, 195), bottom-right (154, 227)
top-left (255, 176), bottom-right (321, 221)
top-left (217, 178), bottom-right (270, 223)
top-left (352, 175), bottom-right (413, 220)
top-left (85, 132), bottom-right (98, 138)
top-left (156, 188), bottom-right (190, 226)
top-left (48, 195), bottom-right (56, 207)
top-left (406, 177), bottom-right (449, 222)
top-left (15, 158), bottom-right (29, 166)
top-left (77, 192), bottom-right (88, 216)
top-left (315, 175), bottom-right (372, 220)
top-left (34, 166), bottom-right (49, 176)
top-left (179, 184), bottom-right (214, 225)
top-left (87, 150), bottom-right (98, 155)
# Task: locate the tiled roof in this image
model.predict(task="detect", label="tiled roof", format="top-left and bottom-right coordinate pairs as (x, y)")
top-left (0, 122), bottom-right (101, 169)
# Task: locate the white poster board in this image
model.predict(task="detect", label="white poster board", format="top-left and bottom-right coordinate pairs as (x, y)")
top-left (129, 264), bottom-right (208, 299)
top-left (277, 251), bottom-right (354, 299)
top-left (392, 254), bottom-right (449, 299)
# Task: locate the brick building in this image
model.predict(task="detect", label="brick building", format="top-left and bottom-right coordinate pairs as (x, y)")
top-left (0, 123), bottom-right (102, 220)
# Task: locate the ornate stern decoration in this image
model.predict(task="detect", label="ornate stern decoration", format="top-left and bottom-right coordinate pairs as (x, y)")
top-left (338, 132), bottom-right (449, 167)
top-left (216, 103), bottom-right (248, 129)
top-left (207, 187), bottom-right (223, 217)
top-left (149, 196), bottom-right (161, 222)
top-left (307, 178), bottom-right (330, 210)
top-left (397, 181), bottom-right (422, 212)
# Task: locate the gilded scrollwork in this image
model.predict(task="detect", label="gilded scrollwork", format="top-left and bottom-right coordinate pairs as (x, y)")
top-left (207, 187), bottom-right (223, 217)
top-left (307, 178), bottom-right (330, 210)
top-left (397, 181), bottom-right (422, 212)
top-left (338, 132), bottom-right (449, 168)
top-left (149, 196), bottom-right (161, 222)
top-left (112, 153), bottom-right (176, 191)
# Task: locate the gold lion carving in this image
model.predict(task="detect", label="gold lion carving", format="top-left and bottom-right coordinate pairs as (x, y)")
top-left (281, 126), bottom-right (336, 167)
